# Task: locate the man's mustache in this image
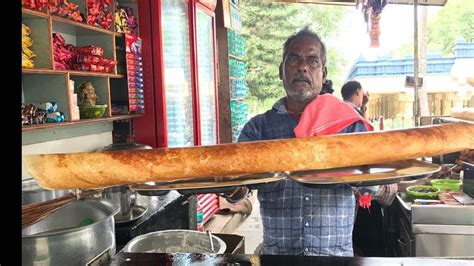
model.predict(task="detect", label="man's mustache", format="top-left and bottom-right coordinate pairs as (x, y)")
top-left (291, 76), bottom-right (311, 84)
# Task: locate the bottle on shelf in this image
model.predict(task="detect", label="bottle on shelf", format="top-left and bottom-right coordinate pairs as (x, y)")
top-left (196, 203), bottom-right (205, 232)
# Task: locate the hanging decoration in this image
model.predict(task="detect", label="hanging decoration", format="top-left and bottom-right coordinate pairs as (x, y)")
top-left (357, 0), bottom-right (387, 48)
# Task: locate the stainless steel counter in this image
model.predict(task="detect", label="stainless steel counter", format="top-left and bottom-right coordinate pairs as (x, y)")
top-left (396, 193), bottom-right (474, 257)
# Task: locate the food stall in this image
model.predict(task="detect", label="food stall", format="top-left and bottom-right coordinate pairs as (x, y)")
top-left (21, 0), bottom-right (474, 265)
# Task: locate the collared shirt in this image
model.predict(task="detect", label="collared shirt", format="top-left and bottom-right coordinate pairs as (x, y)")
top-left (344, 100), bottom-right (363, 116)
top-left (238, 98), bottom-right (368, 256)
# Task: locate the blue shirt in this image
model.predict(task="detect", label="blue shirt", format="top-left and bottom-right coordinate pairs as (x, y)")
top-left (238, 98), bottom-right (368, 256)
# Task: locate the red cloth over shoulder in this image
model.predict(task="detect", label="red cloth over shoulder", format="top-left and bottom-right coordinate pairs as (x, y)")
top-left (294, 94), bottom-right (373, 138)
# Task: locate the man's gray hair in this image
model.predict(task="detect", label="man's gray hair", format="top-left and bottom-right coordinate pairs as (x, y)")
top-left (282, 26), bottom-right (327, 67)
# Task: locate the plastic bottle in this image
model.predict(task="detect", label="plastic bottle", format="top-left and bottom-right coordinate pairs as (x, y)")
top-left (197, 212), bottom-right (204, 232)
top-left (196, 203), bottom-right (205, 232)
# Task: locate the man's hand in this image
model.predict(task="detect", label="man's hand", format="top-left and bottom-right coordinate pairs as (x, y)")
top-left (361, 92), bottom-right (369, 118)
top-left (220, 186), bottom-right (250, 203)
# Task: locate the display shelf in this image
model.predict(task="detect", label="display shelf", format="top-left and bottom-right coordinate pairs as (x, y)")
top-left (22, 68), bottom-right (124, 78)
top-left (22, 114), bottom-right (144, 132)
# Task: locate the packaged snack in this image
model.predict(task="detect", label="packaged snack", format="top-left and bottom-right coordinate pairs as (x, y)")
top-left (46, 112), bottom-right (65, 123)
top-left (114, 9), bottom-right (129, 33)
top-left (22, 23), bottom-right (31, 36)
top-left (77, 45), bottom-right (104, 57)
top-left (22, 36), bottom-right (33, 48)
top-left (87, 0), bottom-right (113, 30)
top-left (32, 102), bottom-right (58, 113)
top-left (23, 47), bottom-right (37, 59)
top-left (22, 54), bottom-right (34, 68)
top-left (76, 55), bottom-right (101, 65)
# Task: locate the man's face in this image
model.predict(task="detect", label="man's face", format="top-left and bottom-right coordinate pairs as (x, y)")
top-left (280, 36), bottom-right (327, 103)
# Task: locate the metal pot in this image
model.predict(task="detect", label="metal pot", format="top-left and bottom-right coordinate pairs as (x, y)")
top-left (98, 142), bottom-right (152, 151)
top-left (22, 199), bottom-right (119, 265)
top-left (22, 179), bottom-right (70, 206)
top-left (102, 185), bottom-right (137, 222)
top-left (123, 229), bottom-right (227, 254)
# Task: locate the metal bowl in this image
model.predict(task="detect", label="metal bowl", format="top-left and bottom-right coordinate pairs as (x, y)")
top-left (22, 199), bottom-right (119, 265)
top-left (123, 229), bottom-right (226, 254)
top-left (79, 104), bottom-right (107, 119)
top-left (22, 179), bottom-right (71, 205)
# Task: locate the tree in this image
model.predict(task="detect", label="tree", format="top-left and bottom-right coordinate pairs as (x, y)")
top-left (240, 0), bottom-right (347, 109)
top-left (427, 0), bottom-right (474, 55)
top-left (394, 0), bottom-right (474, 58)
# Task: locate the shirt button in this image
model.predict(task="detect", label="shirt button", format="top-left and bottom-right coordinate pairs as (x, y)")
top-left (304, 248), bottom-right (309, 252)
top-left (305, 197), bottom-right (309, 201)
top-left (305, 222), bottom-right (309, 227)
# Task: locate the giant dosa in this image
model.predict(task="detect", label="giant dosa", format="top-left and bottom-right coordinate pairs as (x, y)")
top-left (23, 122), bottom-right (474, 190)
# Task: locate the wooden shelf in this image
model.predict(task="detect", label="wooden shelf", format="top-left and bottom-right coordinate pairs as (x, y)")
top-left (22, 8), bottom-right (120, 36)
top-left (22, 68), bottom-right (63, 75)
top-left (22, 68), bottom-right (124, 78)
top-left (51, 15), bottom-right (121, 36)
top-left (22, 7), bottom-right (49, 19)
top-left (22, 114), bottom-right (144, 132)
top-left (68, 70), bottom-right (124, 78)
top-left (22, 2), bottom-right (139, 135)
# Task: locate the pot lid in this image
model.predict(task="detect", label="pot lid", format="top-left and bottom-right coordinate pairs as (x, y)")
top-left (99, 143), bottom-right (153, 151)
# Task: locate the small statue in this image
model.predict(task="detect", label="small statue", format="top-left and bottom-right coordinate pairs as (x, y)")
top-left (78, 81), bottom-right (98, 106)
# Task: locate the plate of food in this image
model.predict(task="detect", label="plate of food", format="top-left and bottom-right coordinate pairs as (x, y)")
top-left (406, 185), bottom-right (440, 199)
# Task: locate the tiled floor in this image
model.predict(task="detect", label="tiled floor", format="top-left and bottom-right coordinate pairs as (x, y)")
top-left (231, 194), bottom-right (263, 254)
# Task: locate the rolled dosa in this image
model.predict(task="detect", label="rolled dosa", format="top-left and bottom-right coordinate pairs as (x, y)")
top-left (23, 122), bottom-right (474, 190)
top-left (451, 108), bottom-right (474, 121)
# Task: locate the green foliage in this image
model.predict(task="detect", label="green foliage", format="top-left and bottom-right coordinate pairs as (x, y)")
top-left (240, 0), bottom-right (347, 108)
top-left (427, 0), bottom-right (474, 55)
top-left (390, 0), bottom-right (473, 57)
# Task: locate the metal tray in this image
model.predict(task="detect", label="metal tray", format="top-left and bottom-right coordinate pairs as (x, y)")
top-left (129, 172), bottom-right (287, 196)
top-left (286, 159), bottom-right (441, 187)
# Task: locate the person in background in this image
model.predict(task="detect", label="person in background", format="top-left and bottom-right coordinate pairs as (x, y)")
top-left (341, 81), bottom-right (398, 256)
top-left (341, 80), bottom-right (365, 117)
top-left (238, 26), bottom-right (389, 256)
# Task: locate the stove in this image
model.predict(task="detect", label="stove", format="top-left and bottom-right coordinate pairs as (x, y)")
top-left (107, 253), bottom-right (473, 265)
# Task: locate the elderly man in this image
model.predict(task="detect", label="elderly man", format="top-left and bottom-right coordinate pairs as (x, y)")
top-left (238, 27), bottom-right (373, 256)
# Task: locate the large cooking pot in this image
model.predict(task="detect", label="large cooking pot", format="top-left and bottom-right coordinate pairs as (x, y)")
top-left (22, 179), bottom-right (70, 205)
top-left (123, 230), bottom-right (227, 254)
top-left (22, 199), bottom-right (119, 265)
